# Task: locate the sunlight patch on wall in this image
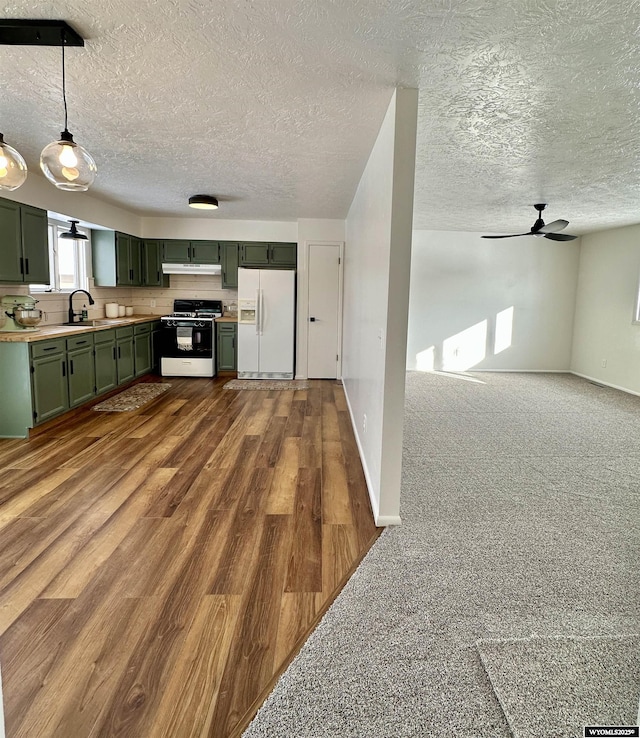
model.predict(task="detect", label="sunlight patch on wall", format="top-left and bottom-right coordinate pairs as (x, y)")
top-left (442, 320), bottom-right (487, 371)
top-left (494, 306), bottom-right (514, 354)
top-left (416, 346), bottom-right (435, 372)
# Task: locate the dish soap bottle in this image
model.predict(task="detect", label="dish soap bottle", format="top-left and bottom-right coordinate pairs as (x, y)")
top-left (81, 304), bottom-right (88, 321)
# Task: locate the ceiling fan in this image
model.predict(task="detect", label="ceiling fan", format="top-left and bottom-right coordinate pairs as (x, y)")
top-left (482, 204), bottom-right (577, 241)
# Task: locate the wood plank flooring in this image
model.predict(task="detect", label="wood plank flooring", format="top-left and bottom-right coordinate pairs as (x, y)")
top-left (0, 376), bottom-right (380, 738)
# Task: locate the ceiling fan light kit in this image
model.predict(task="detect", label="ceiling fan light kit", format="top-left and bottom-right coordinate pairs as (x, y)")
top-left (0, 132), bottom-right (28, 190)
top-left (188, 194), bottom-right (219, 210)
top-left (482, 203), bottom-right (577, 241)
top-left (0, 19), bottom-right (96, 192)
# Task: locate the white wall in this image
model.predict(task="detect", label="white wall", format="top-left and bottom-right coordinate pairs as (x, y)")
top-left (343, 88), bottom-right (418, 526)
top-left (407, 231), bottom-right (581, 372)
top-left (1, 170), bottom-right (141, 235)
top-left (571, 224), bottom-right (640, 394)
top-left (141, 217), bottom-right (298, 242)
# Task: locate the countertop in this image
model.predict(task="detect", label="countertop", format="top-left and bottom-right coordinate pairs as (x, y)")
top-left (0, 314), bottom-right (239, 342)
top-left (0, 315), bottom-right (161, 343)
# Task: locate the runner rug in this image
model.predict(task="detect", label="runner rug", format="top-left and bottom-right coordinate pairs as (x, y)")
top-left (92, 383), bottom-right (171, 411)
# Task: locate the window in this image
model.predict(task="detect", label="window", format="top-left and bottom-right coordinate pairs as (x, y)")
top-left (31, 220), bottom-right (90, 292)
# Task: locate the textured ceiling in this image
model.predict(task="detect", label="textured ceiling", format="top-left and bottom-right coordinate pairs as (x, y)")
top-left (2, 0), bottom-right (640, 233)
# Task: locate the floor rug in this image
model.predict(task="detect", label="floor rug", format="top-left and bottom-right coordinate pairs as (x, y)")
top-left (223, 379), bottom-right (309, 390)
top-left (92, 383), bottom-right (171, 411)
top-left (477, 635), bottom-right (640, 738)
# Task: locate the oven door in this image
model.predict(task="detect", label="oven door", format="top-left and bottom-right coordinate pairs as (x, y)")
top-left (160, 320), bottom-right (213, 358)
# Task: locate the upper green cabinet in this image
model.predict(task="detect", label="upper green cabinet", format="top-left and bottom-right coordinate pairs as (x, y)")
top-left (0, 198), bottom-right (49, 284)
top-left (220, 242), bottom-right (239, 289)
top-left (93, 230), bottom-right (142, 287)
top-left (239, 242), bottom-right (296, 268)
top-left (162, 240), bottom-right (220, 264)
top-left (142, 240), bottom-right (169, 287)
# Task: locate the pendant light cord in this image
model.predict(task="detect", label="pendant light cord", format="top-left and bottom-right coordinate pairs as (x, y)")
top-left (61, 29), bottom-right (68, 132)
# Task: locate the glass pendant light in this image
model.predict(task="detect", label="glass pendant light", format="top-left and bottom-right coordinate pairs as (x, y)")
top-left (40, 31), bottom-right (96, 191)
top-left (0, 132), bottom-right (27, 190)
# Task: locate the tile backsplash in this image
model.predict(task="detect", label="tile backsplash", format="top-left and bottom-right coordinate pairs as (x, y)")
top-left (0, 274), bottom-right (238, 325)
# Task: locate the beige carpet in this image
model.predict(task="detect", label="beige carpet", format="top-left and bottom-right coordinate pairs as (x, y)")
top-left (223, 379), bottom-right (309, 390)
top-left (92, 383), bottom-right (171, 411)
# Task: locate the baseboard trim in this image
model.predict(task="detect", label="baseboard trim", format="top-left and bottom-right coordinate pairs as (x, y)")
top-left (570, 371), bottom-right (640, 397)
top-left (341, 384), bottom-right (400, 527)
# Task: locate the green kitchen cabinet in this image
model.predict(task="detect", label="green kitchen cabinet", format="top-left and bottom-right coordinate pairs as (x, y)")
top-left (94, 330), bottom-right (118, 395)
top-left (162, 240), bottom-right (191, 263)
top-left (142, 240), bottom-right (169, 287)
top-left (134, 323), bottom-right (152, 377)
top-left (93, 230), bottom-right (142, 287)
top-left (216, 322), bottom-right (237, 372)
top-left (30, 340), bottom-right (69, 424)
top-left (0, 198), bottom-right (49, 284)
top-left (220, 242), bottom-right (239, 289)
top-left (239, 242), bottom-right (297, 268)
top-left (162, 240), bottom-right (220, 264)
top-left (268, 242), bottom-right (297, 267)
top-left (67, 335), bottom-right (96, 408)
top-left (239, 242), bottom-right (270, 266)
top-left (116, 326), bottom-right (135, 384)
top-left (190, 241), bottom-right (220, 263)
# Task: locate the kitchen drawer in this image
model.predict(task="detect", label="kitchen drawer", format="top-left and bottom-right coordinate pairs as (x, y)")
top-left (217, 323), bottom-right (236, 333)
top-left (134, 322), bottom-right (151, 335)
top-left (30, 338), bottom-right (66, 359)
top-left (94, 328), bottom-right (116, 344)
top-left (66, 334), bottom-right (94, 351)
top-left (115, 325), bottom-right (134, 339)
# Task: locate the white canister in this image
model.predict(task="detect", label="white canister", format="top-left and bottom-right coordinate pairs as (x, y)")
top-left (105, 303), bottom-right (119, 318)
top-left (125, 306), bottom-right (133, 316)
top-left (118, 305), bottom-right (126, 317)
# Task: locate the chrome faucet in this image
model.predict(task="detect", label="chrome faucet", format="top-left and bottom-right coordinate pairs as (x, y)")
top-left (68, 289), bottom-right (95, 323)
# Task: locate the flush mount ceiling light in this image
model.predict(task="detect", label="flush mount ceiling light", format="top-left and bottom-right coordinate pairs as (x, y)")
top-left (0, 132), bottom-right (27, 191)
top-left (60, 220), bottom-right (87, 240)
top-left (40, 27), bottom-right (97, 191)
top-left (188, 195), bottom-right (219, 210)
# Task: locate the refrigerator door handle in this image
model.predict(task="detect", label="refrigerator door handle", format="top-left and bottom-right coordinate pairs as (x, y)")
top-left (255, 289), bottom-right (260, 335)
top-left (259, 288), bottom-right (264, 336)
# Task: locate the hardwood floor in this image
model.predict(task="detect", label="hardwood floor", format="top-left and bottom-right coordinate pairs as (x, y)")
top-left (0, 376), bottom-right (380, 737)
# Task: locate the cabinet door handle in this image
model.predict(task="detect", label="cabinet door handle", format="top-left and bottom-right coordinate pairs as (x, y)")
top-left (19, 256), bottom-right (24, 274)
top-left (77, 340), bottom-right (88, 345)
top-left (70, 360), bottom-right (74, 375)
top-left (113, 346), bottom-right (117, 360)
top-left (62, 362), bottom-right (66, 377)
top-left (129, 268), bottom-right (133, 281)
top-left (24, 258), bottom-right (29, 275)
top-left (43, 346), bottom-right (57, 351)
top-left (118, 346), bottom-right (121, 358)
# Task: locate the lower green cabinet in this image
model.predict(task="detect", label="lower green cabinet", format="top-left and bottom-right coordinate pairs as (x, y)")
top-left (217, 323), bottom-right (237, 371)
top-left (66, 335), bottom-right (95, 408)
top-left (31, 350), bottom-right (69, 424)
top-left (116, 327), bottom-right (135, 384)
top-left (134, 323), bottom-right (152, 376)
top-left (94, 330), bottom-right (117, 395)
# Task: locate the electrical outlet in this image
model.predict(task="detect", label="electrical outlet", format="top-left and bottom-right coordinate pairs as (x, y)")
top-left (363, 414), bottom-right (367, 433)
top-left (150, 299), bottom-right (156, 308)
top-left (601, 359), bottom-right (607, 368)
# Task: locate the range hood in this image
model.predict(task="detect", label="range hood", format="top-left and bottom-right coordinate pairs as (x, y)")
top-left (162, 263), bottom-right (222, 275)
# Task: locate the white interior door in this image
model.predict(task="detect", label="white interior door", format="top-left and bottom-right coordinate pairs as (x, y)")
top-left (307, 244), bottom-right (341, 378)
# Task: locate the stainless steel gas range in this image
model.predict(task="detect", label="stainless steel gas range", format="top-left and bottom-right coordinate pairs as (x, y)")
top-left (160, 299), bottom-right (223, 377)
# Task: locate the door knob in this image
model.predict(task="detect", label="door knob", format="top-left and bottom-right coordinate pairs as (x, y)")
top-left (309, 317), bottom-right (316, 322)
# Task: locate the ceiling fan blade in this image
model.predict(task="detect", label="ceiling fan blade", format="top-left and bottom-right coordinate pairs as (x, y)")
top-left (481, 233), bottom-right (530, 239)
top-left (539, 219), bottom-right (568, 233)
top-left (543, 232), bottom-right (577, 241)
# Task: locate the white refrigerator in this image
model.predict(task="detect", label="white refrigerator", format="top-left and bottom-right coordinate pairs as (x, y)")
top-left (237, 268), bottom-right (295, 379)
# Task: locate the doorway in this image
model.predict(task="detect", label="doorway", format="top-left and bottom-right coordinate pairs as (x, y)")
top-left (307, 243), bottom-right (343, 379)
